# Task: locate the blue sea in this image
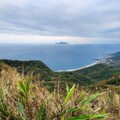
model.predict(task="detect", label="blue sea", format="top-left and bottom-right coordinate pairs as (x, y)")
top-left (0, 44), bottom-right (120, 71)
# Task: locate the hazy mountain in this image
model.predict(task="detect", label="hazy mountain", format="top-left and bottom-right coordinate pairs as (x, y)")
top-left (56, 42), bottom-right (69, 44)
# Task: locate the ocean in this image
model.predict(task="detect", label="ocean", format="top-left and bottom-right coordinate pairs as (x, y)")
top-left (0, 44), bottom-right (120, 71)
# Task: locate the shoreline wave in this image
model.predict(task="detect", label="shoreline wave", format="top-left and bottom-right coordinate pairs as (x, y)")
top-left (57, 62), bottom-right (98, 72)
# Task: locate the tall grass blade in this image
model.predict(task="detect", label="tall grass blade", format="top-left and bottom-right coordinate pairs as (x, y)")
top-left (17, 81), bottom-right (26, 94)
top-left (82, 93), bottom-right (99, 106)
top-left (26, 79), bottom-right (31, 92)
top-left (66, 84), bottom-right (70, 93)
top-left (64, 84), bottom-right (75, 104)
top-left (69, 114), bottom-right (90, 120)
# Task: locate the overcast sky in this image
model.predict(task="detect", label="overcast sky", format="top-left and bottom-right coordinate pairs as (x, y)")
top-left (0, 0), bottom-right (120, 44)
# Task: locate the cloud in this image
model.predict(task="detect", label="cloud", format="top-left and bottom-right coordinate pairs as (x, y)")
top-left (0, 0), bottom-right (120, 43)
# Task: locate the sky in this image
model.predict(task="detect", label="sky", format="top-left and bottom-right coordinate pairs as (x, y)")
top-left (0, 0), bottom-right (120, 44)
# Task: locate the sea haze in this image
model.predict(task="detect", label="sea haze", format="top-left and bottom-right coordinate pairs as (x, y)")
top-left (0, 44), bottom-right (120, 71)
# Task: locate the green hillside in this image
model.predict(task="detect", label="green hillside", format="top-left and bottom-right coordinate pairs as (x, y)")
top-left (97, 73), bottom-right (120, 87)
top-left (0, 60), bottom-right (92, 90)
top-left (75, 63), bottom-right (120, 82)
top-left (0, 59), bottom-right (53, 75)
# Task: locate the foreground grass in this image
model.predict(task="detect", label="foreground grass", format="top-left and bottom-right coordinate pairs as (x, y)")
top-left (0, 63), bottom-right (120, 120)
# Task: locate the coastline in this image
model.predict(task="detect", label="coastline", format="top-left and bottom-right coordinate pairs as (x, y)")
top-left (57, 53), bottom-right (114, 72)
top-left (57, 61), bottom-right (98, 72)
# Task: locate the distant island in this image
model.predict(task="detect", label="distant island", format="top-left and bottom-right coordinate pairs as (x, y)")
top-left (56, 41), bottom-right (69, 45)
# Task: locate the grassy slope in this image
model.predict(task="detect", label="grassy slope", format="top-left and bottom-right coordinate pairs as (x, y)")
top-left (0, 62), bottom-right (120, 119)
